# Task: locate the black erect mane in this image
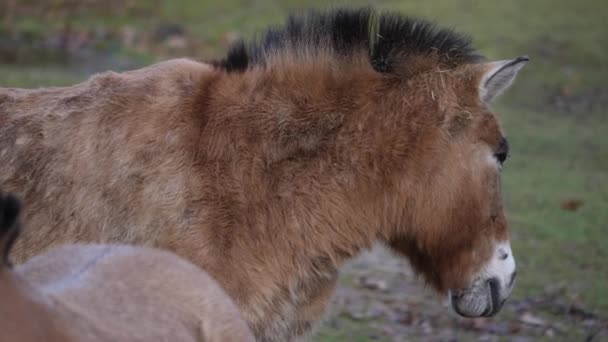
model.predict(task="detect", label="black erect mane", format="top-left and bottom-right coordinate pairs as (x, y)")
top-left (216, 7), bottom-right (481, 73)
top-left (0, 193), bottom-right (21, 267)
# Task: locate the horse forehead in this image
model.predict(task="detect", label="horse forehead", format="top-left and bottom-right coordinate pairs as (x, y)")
top-left (465, 109), bottom-right (503, 146)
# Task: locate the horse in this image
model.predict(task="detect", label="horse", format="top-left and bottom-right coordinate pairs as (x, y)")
top-left (0, 193), bottom-right (255, 342)
top-left (0, 8), bottom-right (527, 341)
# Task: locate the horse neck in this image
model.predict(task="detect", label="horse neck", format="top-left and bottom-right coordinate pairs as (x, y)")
top-left (203, 66), bottom-right (428, 265)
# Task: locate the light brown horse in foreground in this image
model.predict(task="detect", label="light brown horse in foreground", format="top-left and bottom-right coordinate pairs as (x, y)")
top-left (1, 8), bottom-right (527, 341)
top-left (0, 193), bottom-right (254, 342)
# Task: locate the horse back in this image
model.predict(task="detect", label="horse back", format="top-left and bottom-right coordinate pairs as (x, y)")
top-left (0, 59), bottom-right (214, 262)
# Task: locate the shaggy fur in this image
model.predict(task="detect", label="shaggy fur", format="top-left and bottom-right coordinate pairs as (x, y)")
top-left (0, 194), bottom-right (254, 342)
top-left (0, 8), bottom-right (523, 341)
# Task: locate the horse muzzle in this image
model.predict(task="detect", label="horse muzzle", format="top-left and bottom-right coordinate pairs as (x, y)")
top-left (450, 241), bottom-right (517, 317)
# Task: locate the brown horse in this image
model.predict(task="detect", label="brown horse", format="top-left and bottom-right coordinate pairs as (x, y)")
top-left (0, 8), bottom-right (527, 341)
top-left (0, 193), bottom-right (254, 342)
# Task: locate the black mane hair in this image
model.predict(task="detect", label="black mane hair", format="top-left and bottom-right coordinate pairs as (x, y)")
top-left (215, 7), bottom-right (481, 73)
top-left (0, 193), bottom-right (21, 268)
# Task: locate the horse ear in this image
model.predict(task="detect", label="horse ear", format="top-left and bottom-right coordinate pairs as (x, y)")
top-left (0, 193), bottom-right (22, 268)
top-left (478, 56), bottom-right (529, 104)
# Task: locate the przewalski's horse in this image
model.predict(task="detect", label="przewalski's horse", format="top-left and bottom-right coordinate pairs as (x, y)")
top-left (0, 8), bottom-right (527, 341)
top-left (0, 193), bottom-right (254, 342)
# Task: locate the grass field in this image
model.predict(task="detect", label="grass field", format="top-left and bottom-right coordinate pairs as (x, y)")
top-left (1, 0), bottom-right (606, 340)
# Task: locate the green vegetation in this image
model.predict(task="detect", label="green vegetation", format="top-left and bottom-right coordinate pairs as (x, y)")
top-left (1, 0), bottom-right (606, 340)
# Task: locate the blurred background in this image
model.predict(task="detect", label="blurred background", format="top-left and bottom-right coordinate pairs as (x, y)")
top-left (1, 0), bottom-right (606, 341)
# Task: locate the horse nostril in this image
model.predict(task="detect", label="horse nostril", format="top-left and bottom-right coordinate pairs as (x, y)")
top-left (508, 271), bottom-right (517, 288)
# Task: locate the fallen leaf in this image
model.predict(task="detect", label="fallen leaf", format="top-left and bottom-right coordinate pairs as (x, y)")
top-left (420, 319), bottom-right (433, 335)
top-left (519, 312), bottom-right (547, 327)
top-left (510, 337), bottom-right (535, 342)
top-left (358, 275), bottom-right (389, 292)
top-left (460, 317), bottom-right (510, 335)
top-left (391, 308), bottom-right (414, 325)
top-left (561, 199), bottom-right (583, 211)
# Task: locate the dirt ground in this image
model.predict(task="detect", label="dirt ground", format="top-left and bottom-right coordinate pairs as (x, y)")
top-left (316, 246), bottom-right (607, 341)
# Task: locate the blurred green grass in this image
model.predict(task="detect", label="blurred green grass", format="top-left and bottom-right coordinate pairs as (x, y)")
top-left (1, 0), bottom-right (607, 340)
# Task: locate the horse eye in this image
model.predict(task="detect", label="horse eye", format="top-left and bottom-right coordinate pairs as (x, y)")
top-left (495, 151), bottom-right (508, 164)
top-left (495, 137), bottom-right (509, 165)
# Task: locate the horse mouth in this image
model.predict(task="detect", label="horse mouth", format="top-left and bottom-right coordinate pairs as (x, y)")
top-left (450, 277), bottom-right (505, 318)
top-left (482, 277), bottom-right (504, 317)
